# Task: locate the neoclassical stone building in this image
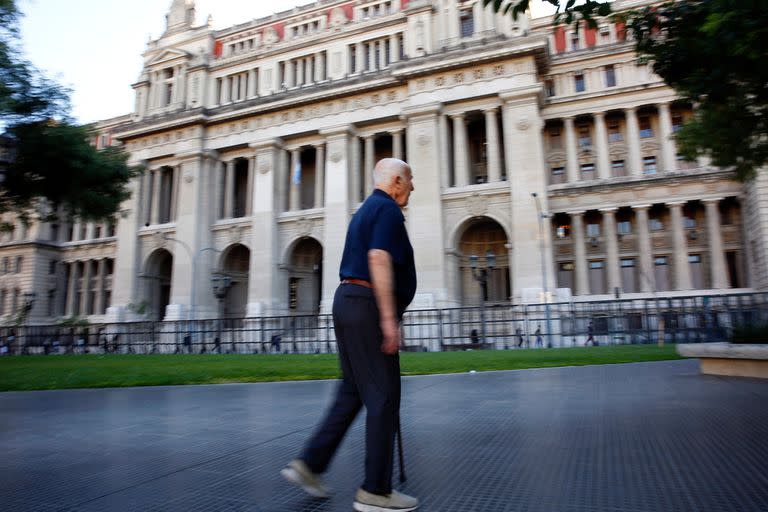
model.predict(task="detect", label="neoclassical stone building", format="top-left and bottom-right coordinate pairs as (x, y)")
top-left (3, 0), bottom-right (768, 325)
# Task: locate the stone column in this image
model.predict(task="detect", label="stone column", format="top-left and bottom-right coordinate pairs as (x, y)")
top-left (500, 88), bottom-right (556, 299)
top-left (668, 202), bottom-right (693, 290)
top-left (379, 40), bottom-right (387, 68)
top-left (350, 136), bottom-right (362, 203)
top-left (142, 169), bottom-right (153, 226)
top-left (403, 104), bottom-right (447, 307)
top-left (658, 102), bottom-right (677, 172)
top-left (389, 129), bottom-right (402, 160)
top-left (452, 113), bottom-right (470, 186)
top-left (314, 144), bottom-right (325, 208)
top-left (246, 156), bottom-right (255, 216)
top-left (563, 116), bottom-right (579, 182)
top-left (65, 261), bottom-right (79, 316)
top-left (319, 128), bottom-right (353, 311)
top-left (247, 141), bottom-right (283, 316)
top-left (297, 58), bottom-right (305, 86)
top-left (224, 160), bottom-right (235, 218)
top-left (167, 152), bottom-right (219, 320)
top-left (625, 107), bottom-right (643, 175)
top-left (484, 107), bottom-right (502, 183)
top-left (368, 43), bottom-right (376, 71)
top-left (95, 258), bottom-right (107, 315)
top-left (390, 34), bottom-right (400, 63)
top-left (438, 114), bottom-right (451, 189)
top-left (571, 212), bottom-right (590, 295)
top-left (447, 0), bottom-right (460, 40)
top-left (247, 69), bottom-right (258, 98)
top-left (364, 135), bottom-right (375, 196)
top-left (80, 260), bottom-right (92, 316)
top-left (601, 208), bottom-right (621, 293)
top-left (593, 112), bottom-right (611, 180)
top-left (315, 52), bottom-right (325, 82)
top-left (170, 166), bottom-right (180, 221)
top-left (704, 198), bottom-right (728, 288)
top-left (285, 60), bottom-right (295, 88)
top-left (289, 149), bottom-right (301, 211)
top-left (150, 169), bottom-right (161, 225)
top-left (356, 43), bottom-right (364, 74)
top-left (634, 205), bottom-right (655, 292)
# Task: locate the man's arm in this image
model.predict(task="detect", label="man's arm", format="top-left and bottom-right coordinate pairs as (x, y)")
top-left (368, 248), bottom-right (400, 354)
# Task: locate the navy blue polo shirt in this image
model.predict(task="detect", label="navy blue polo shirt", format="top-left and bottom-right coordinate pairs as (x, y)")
top-left (339, 189), bottom-right (417, 315)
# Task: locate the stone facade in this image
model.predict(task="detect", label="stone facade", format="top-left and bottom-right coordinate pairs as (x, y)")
top-left (1, 0), bottom-right (765, 325)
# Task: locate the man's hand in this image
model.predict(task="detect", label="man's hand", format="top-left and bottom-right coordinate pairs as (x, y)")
top-left (369, 249), bottom-right (400, 354)
top-left (380, 317), bottom-right (401, 355)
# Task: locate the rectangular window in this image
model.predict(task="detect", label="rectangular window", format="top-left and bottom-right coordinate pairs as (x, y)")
top-left (611, 160), bottom-right (626, 177)
top-left (49, 261), bottom-right (56, 275)
top-left (574, 73), bottom-right (586, 93)
top-left (578, 125), bottom-right (591, 147)
top-left (47, 289), bottom-right (55, 317)
top-left (349, 45), bottom-right (357, 73)
top-left (605, 65), bottom-right (616, 87)
top-left (289, 277), bottom-right (299, 310)
top-left (550, 127), bottom-right (562, 149)
top-left (655, 256), bottom-right (667, 265)
top-left (639, 115), bottom-right (653, 138)
top-left (621, 258), bottom-right (635, 267)
top-left (14, 256), bottom-right (22, 274)
top-left (580, 163), bottom-right (596, 180)
top-left (0, 289), bottom-right (5, 315)
top-left (683, 216), bottom-right (697, 229)
top-left (672, 113), bottom-right (684, 133)
top-left (545, 79), bottom-right (556, 97)
top-left (587, 224), bottom-right (601, 237)
top-left (570, 32), bottom-right (580, 50)
top-left (649, 218), bottom-right (664, 231)
top-left (550, 166), bottom-right (566, 184)
top-left (643, 156), bottom-right (657, 174)
top-left (617, 221), bottom-right (632, 235)
top-left (688, 254), bottom-right (701, 263)
top-left (1, 257), bottom-right (7, 274)
top-left (50, 223), bottom-right (59, 242)
top-left (608, 121), bottom-right (624, 142)
top-left (560, 262), bottom-right (574, 271)
top-left (460, 9), bottom-right (474, 38)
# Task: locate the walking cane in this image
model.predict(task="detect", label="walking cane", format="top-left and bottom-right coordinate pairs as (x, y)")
top-left (397, 414), bottom-right (407, 483)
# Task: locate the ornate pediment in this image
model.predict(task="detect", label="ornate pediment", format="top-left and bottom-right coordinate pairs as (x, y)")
top-left (147, 49), bottom-right (190, 67)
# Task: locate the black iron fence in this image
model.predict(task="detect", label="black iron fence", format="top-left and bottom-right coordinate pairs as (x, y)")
top-left (2, 292), bottom-right (768, 356)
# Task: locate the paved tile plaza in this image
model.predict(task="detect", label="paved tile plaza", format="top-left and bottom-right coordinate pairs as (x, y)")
top-left (1, 359), bottom-right (767, 511)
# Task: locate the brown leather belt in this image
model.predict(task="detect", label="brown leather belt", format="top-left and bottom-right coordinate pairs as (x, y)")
top-left (341, 278), bottom-right (374, 289)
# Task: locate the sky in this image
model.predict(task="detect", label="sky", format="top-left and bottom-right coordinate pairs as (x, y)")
top-left (18, 0), bottom-right (555, 125)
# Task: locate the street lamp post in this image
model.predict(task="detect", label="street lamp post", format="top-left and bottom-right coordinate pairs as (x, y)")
top-left (211, 272), bottom-right (233, 351)
top-left (532, 192), bottom-right (554, 348)
top-left (21, 291), bottom-right (36, 355)
top-left (470, 251), bottom-right (495, 344)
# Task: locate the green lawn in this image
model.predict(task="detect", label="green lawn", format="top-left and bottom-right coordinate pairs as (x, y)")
top-left (0, 345), bottom-right (683, 392)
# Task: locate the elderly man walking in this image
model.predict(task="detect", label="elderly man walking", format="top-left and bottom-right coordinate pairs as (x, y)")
top-left (282, 158), bottom-right (419, 511)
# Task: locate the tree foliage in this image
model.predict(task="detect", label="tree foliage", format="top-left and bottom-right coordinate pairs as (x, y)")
top-left (485, 0), bottom-right (768, 181)
top-left (0, 0), bottom-right (137, 221)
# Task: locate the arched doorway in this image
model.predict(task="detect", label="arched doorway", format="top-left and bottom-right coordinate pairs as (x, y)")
top-left (144, 249), bottom-right (173, 321)
top-left (457, 218), bottom-right (510, 304)
top-left (288, 237), bottom-right (323, 314)
top-left (220, 244), bottom-right (250, 318)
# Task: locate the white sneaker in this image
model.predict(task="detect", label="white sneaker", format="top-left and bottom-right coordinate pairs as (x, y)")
top-left (280, 459), bottom-right (330, 499)
top-left (353, 488), bottom-right (419, 511)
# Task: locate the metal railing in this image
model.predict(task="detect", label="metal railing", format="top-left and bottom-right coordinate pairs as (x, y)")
top-left (2, 292), bottom-right (767, 356)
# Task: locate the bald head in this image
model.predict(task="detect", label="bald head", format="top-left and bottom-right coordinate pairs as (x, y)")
top-left (373, 158), bottom-right (410, 187)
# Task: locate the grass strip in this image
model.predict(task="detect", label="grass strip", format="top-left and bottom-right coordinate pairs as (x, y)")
top-left (0, 344), bottom-right (683, 392)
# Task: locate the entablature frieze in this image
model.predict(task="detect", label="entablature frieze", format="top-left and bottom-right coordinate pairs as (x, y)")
top-left (541, 85), bottom-right (676, 120)
top-left (547, 170), bottom-right (743, 214)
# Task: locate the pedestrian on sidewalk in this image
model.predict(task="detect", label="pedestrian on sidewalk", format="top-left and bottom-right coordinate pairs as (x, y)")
top-left (585, 321), bottom-right (595, 346)
top-left (281, 158), bottom-right (419, 512)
